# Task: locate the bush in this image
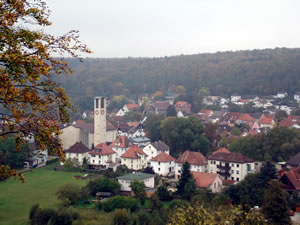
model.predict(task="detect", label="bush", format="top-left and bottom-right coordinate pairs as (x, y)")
top-left (56, 183), bottom-right (81, 206)
top-left (98, 195), bottom-right (141, 212)
top-left (86, 176), bottom-right (121, 196)
top-left (112, 209), bottom-right (131, 225)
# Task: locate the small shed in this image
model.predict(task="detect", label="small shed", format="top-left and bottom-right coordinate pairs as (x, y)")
top-left (96, 192), bottom-right (112, 200)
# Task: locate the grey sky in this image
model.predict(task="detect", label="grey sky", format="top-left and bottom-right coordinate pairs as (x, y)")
top-left (45, 0), bottom-right (300, 58)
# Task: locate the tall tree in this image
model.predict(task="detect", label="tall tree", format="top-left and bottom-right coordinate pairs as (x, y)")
top-left (0, 0), bottom-right (90, 180)
top-left (262, 180), bottom-right (291, 225)
top-left (257, 161), bottom-right (278, 188)
top-left (130, 179), bottom-right (147, 204)
top-left (166, 105), bottom-right (177, 117)
top-left (177, 161), bottom-right (196, 200)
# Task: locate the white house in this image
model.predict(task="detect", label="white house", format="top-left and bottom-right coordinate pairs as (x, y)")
top-left (192, 171), bottom-right (223, 193)
top-left (128, 123), bottom-right (145, 138)
top-left (208, 148), bottom-right (256, 182)
top-left (143, 141), bottom-right (170, 162)
top-left (121, 145), bottom-right (148, 170)
top-left (231, 95), bottom-right (241, 102)
top-left (274, 92), bottom-right (288, 99)
top-left (150, 152), bottom-right (175, 176)
top-left (116, 104), bottom-right (139, 117)
top-left (110, 136), bottom-right (130, 161)
top-left (294, 92), bottom-right (300, 102)
top-left (117, 172), bottom-right (155, 192)
top-left (89, 143), bottom-right (116, 168)
top-left (65, 142), bottom-right (91, 165)
top-left (175, 150), bottom-right (208, 179)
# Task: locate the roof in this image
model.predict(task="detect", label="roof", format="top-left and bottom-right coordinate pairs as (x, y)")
top-left (117, 172), bottom-right (155, 181)
top-left (151, 152), bottom-right (175, 162)
top-left (191, 172), bottom-right (219, 188)
top-left (65, 142), bottom-right (91, 154)
top-left (151, 141), bottom-right (169, 152)
top-left (238, 114), bottom-right (256, 122)
top-left (110, 136), bottom-right (130, 148)
top-left (199, 109), bottom-right (213, 117)
top-left (280, 168), bottom-right (300, 191)
top-left (280, 119), bottom-right (295, 127)
top-left (208, 152), bottom-right (253, 163)
top-left (90, 143), bottom-right (116, 155)
top-left (175, 151), bottom-right (208, 165)
top-left (260, 117), bottom-right (273, 125)
top-left (287, 152), bottom-right (300, 166)
top-left (73, 120), bottom-right (116, 133)
top-left (121, 145), bottom-right (147, 159)
top-left (125, 104), bottom-right (139, 110)
top-left (212, 148), bottom-right (230, 155)
top-left (154, 101), bottom-right (170, 110)
top-left (131, 136), bottom-right (151, 143)
top-left (175, 101), bottom-right (191, 107)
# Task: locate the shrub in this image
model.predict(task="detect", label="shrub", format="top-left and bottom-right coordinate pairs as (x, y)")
top-left (112, 209), bottom-right (131, 225)
top-left (98, 195), bottom-right (141, 212)
top-left (86, 176), bottom-right (121, 196)
top-left (56, 183), bottom-right (81, 206)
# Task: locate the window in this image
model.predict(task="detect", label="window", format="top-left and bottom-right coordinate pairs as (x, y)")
top-left (169, 162), bottom-right (171, 165)
top-left (131, 159), bottom-right (133, 163)
top-left (231, 170), bottom-right (234, 174)
top-left (247, 164), bottom-right (251, 172)
top-left (101, 97), bottom-right (104, 108)
top-left (236, 170), bottom-right (239, 174)
top-left (236, 178), bottom-right (239, 181)
top-left (237, 164), bottom-right (240, 168)
top-left (158, 168), bottom-right (160, 171)
top-left (231, 163), bottom-right (234, 167)
top-left (95, 98), bottom-right (99, 108)
top-left (158, 162), bottom-right (160, 165)
top-left (214, 183), bottom-right (216, 188)
top-left (231, 177), bottom-right (234, 180)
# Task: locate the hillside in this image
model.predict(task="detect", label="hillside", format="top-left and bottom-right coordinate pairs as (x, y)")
top-left (60, 48), bottom-right (300, 111)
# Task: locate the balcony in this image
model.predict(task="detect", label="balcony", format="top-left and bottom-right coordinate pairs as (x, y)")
top-left (217, 164), bottom-right (230, 171)
top-left (217, 171), bottom-right (230, 177)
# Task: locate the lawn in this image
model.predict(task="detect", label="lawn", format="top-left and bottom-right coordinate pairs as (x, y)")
top-left (0, 164), bottom-right (89, 225)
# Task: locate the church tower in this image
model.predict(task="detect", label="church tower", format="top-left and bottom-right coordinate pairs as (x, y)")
top-left (94, 96), bottom-right (107, 146)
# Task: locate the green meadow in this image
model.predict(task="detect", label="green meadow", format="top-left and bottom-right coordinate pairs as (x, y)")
top-left (0, 165), bottom-right (88, 225)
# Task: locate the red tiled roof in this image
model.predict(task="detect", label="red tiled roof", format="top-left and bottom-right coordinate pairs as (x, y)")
top-left (208, 152), bottom-right (253, 163)
top-left (65, 142), bottom-right (91, 154)
top-left (110, 136), bottom-right (130, 148)
top-left (151, 152), bottom-right (175, 162)
top-left (90, 143), bottom-right (116, 155)
top-left (175, 150), bottom-right (208, 165)
top-left (212, 148), bottom-right (230, 155)
top-left (154, 101), bottom-right (170, 110)
top-left (121, 145), bottom-right (147, 159)
top-left (125, 104), bottom-right (139, 110)
top-left (175, 101), bottom-right (190, 107)
top-left (191, 172), bottom-right (219, 188)
top-left (280, 168), bottom-right (300, 191)
top-left (199, 109), bottom-right (213, 117)
top-left (260, 117), bottom-right (273, 125)
top-left (238, 114), bottom-right (256, 122)
top-left (280, 119), bottom-right (295, 127)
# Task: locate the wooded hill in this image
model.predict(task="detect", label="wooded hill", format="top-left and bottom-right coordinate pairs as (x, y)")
top-left (60, 48), bottom-right (300, 111)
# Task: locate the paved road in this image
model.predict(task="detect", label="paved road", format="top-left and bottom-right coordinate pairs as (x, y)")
top-left (291, 212), bottom-right (300, 225)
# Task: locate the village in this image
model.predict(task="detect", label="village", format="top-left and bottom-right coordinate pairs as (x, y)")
top-left (56, 92), bottom-right (300, 203)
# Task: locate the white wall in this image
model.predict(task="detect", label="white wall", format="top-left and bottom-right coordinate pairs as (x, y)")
top-left (66, 152), bottom-right (90, 165)
top-left (175, 163), bottom-right (207, 179)
top-left (151, 160), bottom-right (174, 176)
top-left (60, 126), bottom-right (81, 150)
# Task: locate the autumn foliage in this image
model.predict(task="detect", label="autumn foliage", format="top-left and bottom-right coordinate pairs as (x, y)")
top-left (0, 0), bottom-right (91, 181)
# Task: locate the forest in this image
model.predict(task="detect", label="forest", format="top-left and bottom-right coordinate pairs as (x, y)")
top-left (59, 48), bottom-right (300, 111)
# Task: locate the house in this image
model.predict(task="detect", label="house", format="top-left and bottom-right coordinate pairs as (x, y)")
top-left (203, 96), bottom-right (220, 106)
top-left (174, 101), bottom-right (192, 114)
top-left (259, 116), bottom-right (275, 128)
top-left (121, 145), bottom-right (148, 170)
top-left (130, 136), bottom-right (151, 148)
top-left (191, 171), bottom-right (223, 193)
top-left (143, 141), bottom-right (170, 162)
top-left (150, 152), bottom-right (175, 176)
top-left (65, 142), bottom-right (91, 165)
top-left (286, 152), bottom-right (300, 168)
top-left (110, 136), bottom-right (130, 161)
top-left (208, 148), bottom-right (255, 182)
top-left (175, 150), bottom-right (208, 179)
top-left (274, 92), bottom-right (288, 99)
top-left (153, 101), bottom-right (170, 115)
top-left (89, 143), bottom-right (116, 169)
top-left (128, 123), bottom-right (145, 138)
top-left (117, 172), bottom-right (155, 192)
top-left (294, 92), bottom-right (300, 102)
top-left (199, 109), bottom-right (213, 117)
top-left (231, 95), bottom-right (241, 102)
top-left (116, 104), bottom-right (139, 117)
top-left (279, 167), bottom-right (300, 193)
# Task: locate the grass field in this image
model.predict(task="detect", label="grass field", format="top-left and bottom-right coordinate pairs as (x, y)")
top-left (0, 164), bottom-right (89, 225)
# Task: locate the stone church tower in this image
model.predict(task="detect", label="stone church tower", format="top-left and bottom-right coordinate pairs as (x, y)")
top-left (94, 96), bottom-right (107, 146)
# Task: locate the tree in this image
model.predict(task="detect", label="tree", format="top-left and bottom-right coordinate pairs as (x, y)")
top-left (175, 85), bottom-right (186, 95)
top-left (0, 0), bottom-right (90, 181)
top-left (112, 209), bottom-right (131, 225)
top-left (262, 180), bottom-right (291, 225)
top-left (56, 183), bottom-right (81, 206)
top-left (257, 161), bottom-right (278, 188)
top-left (153, 91), bottom-right (165, 100)
top-left (166, 105), bottom-right (177, 117)
top-left (86, 176), bottom-right (121, 196)
top-left (177, 162), bottom-right (195, 200)
top-left (275, 110), bottom-right (288, 127)
top-left (130, 179), bottom-right (147, 204)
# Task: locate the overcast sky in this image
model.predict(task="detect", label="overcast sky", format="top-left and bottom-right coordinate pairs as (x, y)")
top-left (45, 0), bottom-right (300, 58)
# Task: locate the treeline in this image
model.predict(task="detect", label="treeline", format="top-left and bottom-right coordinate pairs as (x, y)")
top-left (59, 48), bottom-right (300, 111)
